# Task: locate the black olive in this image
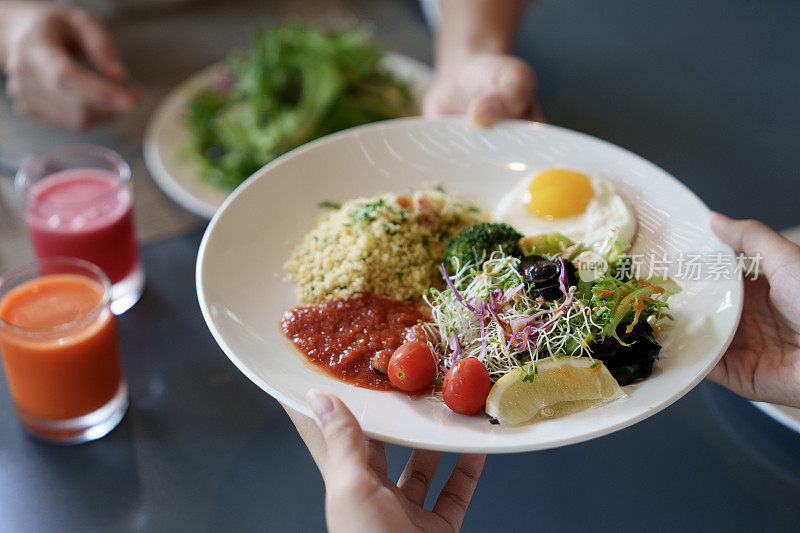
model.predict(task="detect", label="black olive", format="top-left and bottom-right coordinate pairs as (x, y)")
top-left (519, 255), bottom-right (577, 300)
top-left (530, 284), bottom-right (563, 300)
top-left (524, 260), bottom-right (559, 284)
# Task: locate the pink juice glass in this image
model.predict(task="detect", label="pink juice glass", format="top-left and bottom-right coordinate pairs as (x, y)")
top-left (16, 145), bottom-right (144, 315)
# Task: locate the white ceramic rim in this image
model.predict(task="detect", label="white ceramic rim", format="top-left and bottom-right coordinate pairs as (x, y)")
top-left (751, 402), bottom-right (800, 434)
top-left (143, 64), bottom-right (222, 219)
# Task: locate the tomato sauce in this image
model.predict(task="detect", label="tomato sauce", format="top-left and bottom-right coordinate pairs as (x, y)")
top-left (281, 294), bottom-right (427, 390)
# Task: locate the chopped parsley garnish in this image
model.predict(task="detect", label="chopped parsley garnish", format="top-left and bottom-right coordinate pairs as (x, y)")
top-left (421, 235), bottom-right (434, 262)
top-left (348, 199), bottom-right (387, 222)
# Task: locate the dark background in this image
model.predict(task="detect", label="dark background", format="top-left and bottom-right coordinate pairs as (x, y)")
top-left (515, 0), bottom-right (800, 231)
top-left (1, 0), bottom-right (799, 531)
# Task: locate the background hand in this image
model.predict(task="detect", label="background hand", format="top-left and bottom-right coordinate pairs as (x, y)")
top-left (283, 392), bottom-right (485, 533)
top-left (708, 212), bottom-right (800, 408)
top-left (423, 52), bottom-right (544, 126)
top-left (0, 1), bottom-right (141, 130)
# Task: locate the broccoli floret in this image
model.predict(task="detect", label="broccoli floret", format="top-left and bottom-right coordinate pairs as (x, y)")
top-left (444, 222), bottom-right (524, 270)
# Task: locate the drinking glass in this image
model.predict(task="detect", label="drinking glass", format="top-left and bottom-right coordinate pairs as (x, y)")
top-left (16, 144), bottom-right (144, 314)
top-left (0, 258), bottom-right (128, 444)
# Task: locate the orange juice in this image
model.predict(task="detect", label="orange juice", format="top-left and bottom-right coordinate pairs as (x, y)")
top-left (0, 273), bottom-right (123, 420)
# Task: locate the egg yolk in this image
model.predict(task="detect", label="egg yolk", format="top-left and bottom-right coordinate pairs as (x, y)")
top-left (526, 169), bottom-right (594, 219)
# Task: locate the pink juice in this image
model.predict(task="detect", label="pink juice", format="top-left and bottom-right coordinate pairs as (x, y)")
top-left (25, 169), bottom-right (139, 283)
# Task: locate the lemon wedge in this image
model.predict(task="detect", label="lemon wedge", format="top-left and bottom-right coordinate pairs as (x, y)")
top-left (485, 357), bottom-right (624, 426)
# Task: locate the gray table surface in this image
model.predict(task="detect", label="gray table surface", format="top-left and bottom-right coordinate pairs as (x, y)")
top-left (2, 0), bottom-right (800, 531)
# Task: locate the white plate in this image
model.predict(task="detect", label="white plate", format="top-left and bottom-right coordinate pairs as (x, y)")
top-left (143, 54), bottom-right (433, 219)
top-left (752, 401), bottom-right (800, 434)
top-left (750, 226), bottom-right (800, 435)
top-left (196, 117), bottom-right (743, 453)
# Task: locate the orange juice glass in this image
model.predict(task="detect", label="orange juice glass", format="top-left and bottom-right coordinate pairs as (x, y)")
top-left (0, 258), bottom-right (128, 444)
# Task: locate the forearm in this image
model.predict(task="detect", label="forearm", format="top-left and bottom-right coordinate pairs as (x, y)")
top-left (0, 1), bottom-right (33, 69)
top-left (434, 0), bottom-right (527, 70)
top-left (0, 1), bottom-right (15, 68)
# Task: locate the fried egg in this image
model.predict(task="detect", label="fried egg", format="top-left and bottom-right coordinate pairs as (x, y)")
top-left (494, 168), bottom-right (636, 244)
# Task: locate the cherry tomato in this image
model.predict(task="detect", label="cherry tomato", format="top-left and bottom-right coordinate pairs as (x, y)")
top-left (387, 341), bottom-right (437, 392)
top-left (442, 358), bottom-right (491, 415)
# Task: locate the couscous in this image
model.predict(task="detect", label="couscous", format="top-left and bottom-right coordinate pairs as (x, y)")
top-left (284, 190), bottom-right (481, 303)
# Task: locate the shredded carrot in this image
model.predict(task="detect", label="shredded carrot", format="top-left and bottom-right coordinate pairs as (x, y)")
top-left (627, 295), bottom-right (653, 333)
top-left (640, 280), bottom-right (665, 294)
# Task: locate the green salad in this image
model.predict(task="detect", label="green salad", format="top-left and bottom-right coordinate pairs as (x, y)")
top-left (187, 23), bottom-right (418, 189)
top-left (426, 225), bottom-right (680, 386)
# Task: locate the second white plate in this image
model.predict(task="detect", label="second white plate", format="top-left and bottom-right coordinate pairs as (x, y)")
top-left (143, 53), bottom-right (433, 219)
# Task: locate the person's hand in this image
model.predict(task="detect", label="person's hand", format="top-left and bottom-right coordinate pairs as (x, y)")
top-left (284, 392), bottom-right (485, 533)
top-left (423, 52), bottom-right (544, 127)
top-left (708, 212), bottom-right (800, 408)
top-left (0, 1), bottom-right (140, 130)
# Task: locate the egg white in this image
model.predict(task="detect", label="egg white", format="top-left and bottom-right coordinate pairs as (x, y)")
top-left (494, 173), bottom-right (636, 245)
